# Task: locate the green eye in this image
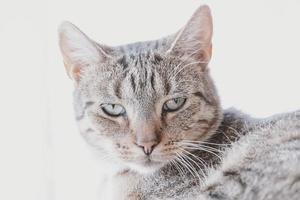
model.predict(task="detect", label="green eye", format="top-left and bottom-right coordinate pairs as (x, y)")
top-left (101, 103), bottom-right (126, 117)
top-left (163, 97), bottom-right (186, 112)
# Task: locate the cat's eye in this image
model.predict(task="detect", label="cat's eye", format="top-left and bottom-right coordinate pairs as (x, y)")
top-left (101, 103), bottom-right (126, 117)
top-left (163, 97), bottom-right (186, 112)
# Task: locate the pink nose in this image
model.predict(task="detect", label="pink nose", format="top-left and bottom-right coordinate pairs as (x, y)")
top-left (136, 141), bottom-right (158, 156)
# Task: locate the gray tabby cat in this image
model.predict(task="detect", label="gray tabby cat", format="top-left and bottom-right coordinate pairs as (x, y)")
top-left (58, 5), bottom-right (300, 200)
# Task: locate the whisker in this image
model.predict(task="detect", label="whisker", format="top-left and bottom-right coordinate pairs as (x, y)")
top-left (174, 159), bottom-right (187, 177)
top-left (224, 125), bottom-right (241, 138)
top-left (180, 147), bottom-right (208, 169)
top-left (180, 153), bottom-right (204, 185)
top-left (179, 142), bottom-right (224, 154)
top-left (179, 148), bottom-right (207, 183)
top-left (181, 140), bottom-right (229, 147)
top-left (175, 153), bottom-right (198, 181)
top-left (169, 159), bottom-right (185, 180)
top-left (215, 129), bottom-right (234, 143)
top-left (179, 144), bottom-right (223, 161)
top-left (183, 146), bottom-right (223, 160)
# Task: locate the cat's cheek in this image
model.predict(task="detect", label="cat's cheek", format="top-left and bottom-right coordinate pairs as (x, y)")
top-left (86, 112), bottom-right (127, 136)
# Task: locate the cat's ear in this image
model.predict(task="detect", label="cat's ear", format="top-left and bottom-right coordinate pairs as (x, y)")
top-left (167, 5), bottom-right (213, 67)
top-left (58, 21), bottom-right (111, 82)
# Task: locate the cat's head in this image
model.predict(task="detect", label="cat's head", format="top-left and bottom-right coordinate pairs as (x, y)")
top-left (59, 5), bottom-right (222, 174)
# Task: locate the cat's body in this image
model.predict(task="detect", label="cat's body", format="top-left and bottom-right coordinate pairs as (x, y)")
top-left (98, 109), bottom-right (300, 200)
top-left (58, 5), bottom-right (300, 200)
top-left (134, 109), bottom-right (300, 200)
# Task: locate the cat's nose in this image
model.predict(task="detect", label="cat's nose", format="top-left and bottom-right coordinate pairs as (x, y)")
top-left (136, 141), bottom-right (158, 156)
top-left (134, 118), bottom-right (161, 155)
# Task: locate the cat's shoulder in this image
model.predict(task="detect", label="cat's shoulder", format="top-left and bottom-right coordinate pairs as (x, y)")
top-left (201, 110), bottom-right (300, 200)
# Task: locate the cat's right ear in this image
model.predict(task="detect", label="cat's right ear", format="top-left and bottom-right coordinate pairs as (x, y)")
top-left (58, 21), bottom-right (111, 82)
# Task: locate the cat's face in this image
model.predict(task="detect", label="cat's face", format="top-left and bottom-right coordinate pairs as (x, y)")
top-left (59, 5), bottom-right (222, 174)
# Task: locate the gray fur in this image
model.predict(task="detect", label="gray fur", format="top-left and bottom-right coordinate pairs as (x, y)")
top-left (133, 110), bottom-right (300, 200)
top-left (58, 5), bottom-right (300, 200)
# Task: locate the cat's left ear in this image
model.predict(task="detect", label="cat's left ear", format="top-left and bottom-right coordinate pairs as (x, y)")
top-left (58, 21), bottom-right (112, 82)
top-left (167, 5), bottom-right (213, 68)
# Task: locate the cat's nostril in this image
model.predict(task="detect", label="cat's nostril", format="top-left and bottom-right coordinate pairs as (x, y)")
top-left (137, 142), bottom-right (158, 156)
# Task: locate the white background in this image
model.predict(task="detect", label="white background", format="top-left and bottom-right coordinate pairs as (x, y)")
top-left (0, 0), bottom-right (299, 200)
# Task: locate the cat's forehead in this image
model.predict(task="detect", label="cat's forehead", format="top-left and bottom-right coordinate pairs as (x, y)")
top-left (79, 47), bottom-right (201, 103)
top-left (116, 51), bottom-right (168, 70)
top-left (113, 51), bottom-right (171, 100)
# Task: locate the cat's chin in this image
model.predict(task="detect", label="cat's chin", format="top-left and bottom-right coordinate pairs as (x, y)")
top-left (126, 160), bottom-right (164, 175)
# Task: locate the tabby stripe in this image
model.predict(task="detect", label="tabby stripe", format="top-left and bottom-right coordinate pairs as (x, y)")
top-left (152, 53), bottom-right (163, 64)
top-left (164, 81), bottom-right (171, 95)
top-left (223, 170), bottom-right (239, 177)
top-left (85, 128), bottom-right (95, 133)
top-left (76, 101), bottom-right (95, 121)
top-left (197, 119), bottom-right (209, 124)
top-left (129, 54), bottom-right (135, 59)
top-left (144, 68), bottom-right (148, 80)
top-left (150, 72), bottom-right (156, 91)
top-left (114, 81), bottom-right (122, 99)
top-left (198, 109), bottom-right (220, 140)
top-left (139, 54), bottom-right (143, 68)
top-left (130, 74), bottom-right (136, 92)
top-left (117, 55), bottom-right (128, 69)
top-left (193, 92), bottom-right (213, 105)
top-left (84, 101), bottom-right (95, 109)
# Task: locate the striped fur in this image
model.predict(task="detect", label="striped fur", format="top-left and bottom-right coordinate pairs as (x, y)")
top-left (59, 5), bottom-right (300, 200)
top-left (132, 110), bottom-right (300, 200)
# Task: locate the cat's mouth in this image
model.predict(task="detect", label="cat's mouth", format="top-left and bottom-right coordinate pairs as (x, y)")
top-left (134, 156), bottom-right (160, 166)
top-left (127, 157), bottom-right (165, 174)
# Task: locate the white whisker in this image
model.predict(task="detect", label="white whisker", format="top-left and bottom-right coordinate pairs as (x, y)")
top-left (181, 140), bottom-right (229, 147)
top-left (180, 153), bottom-right (204, 185)
top-left (175, 153), bottom-right (198, 181)
top-left (179, 148), bottom-right (207, 184)
top-left (180, 142), bottom-right (224, 154)
top-left (179, 142), bottom-right (223, 161)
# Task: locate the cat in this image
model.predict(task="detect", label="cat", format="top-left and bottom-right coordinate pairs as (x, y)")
top-left (58, 5), bottom-right (300, 200)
